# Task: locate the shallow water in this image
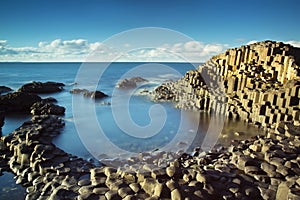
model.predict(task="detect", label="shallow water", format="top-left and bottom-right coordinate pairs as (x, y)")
top-left (0, 172), bottom-right (26, 199)
top-left (0, 62), bottom-right (264, 196)
top-left (0, 62), bottom-right (263, 158)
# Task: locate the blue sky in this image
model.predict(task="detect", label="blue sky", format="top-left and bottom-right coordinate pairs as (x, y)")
top-left (1, 0), bottom-right (300, 62)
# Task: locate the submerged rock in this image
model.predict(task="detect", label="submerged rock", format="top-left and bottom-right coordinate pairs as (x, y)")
top-left (116, 77), bottom-right (148, 89)
top-left (18, 81), bottom-right (65, 94)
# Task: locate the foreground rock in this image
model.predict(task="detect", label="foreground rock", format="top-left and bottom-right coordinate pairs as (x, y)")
top-left (18, 81), bottom-right (65, 93)
top-left (0, 92), bottom-right (41, 113)
top-left (70, 88), bottom-right (108, 99)
top-left (1, 112), bottom-right (299, 199)
top-left (116, 77), bottom-right (148, 89)
top-left (0, 86), bottom-right (12, 95)
top-left (31, 101), bottom-right (65, 115)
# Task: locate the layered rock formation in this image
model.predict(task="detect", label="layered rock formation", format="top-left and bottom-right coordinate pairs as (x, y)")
top-left (153, 41), bottom-right (300, 129)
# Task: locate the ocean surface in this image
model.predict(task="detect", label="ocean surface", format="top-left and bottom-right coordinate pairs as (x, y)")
top-left (0, 63), bottom-right (259, 159)
top-left (0, 62), bottom-right (262, 197)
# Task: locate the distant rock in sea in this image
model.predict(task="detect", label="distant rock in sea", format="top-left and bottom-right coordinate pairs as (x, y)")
top-left (18, 81), bottom-right (65, 93)
top-left (116, 77), bottom-right (148, 89)
top-left (70, 88), bottom-right (108, 99)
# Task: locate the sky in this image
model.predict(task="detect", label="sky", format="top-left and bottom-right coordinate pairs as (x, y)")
top-left (1, 0), bottom-right (300, 62)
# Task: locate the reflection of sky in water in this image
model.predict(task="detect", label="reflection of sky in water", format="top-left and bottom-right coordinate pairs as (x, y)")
top-left (1, 62), bottom-right (262, 160)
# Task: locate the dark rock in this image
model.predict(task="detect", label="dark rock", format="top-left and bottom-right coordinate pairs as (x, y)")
top-left (116, 77), bottom-right (148, 89)
top-left (70, 88), bottom-right (108, 99)
top-left (0, 111), bottom-right (4, 135)
top-left (31, 102), bottom-right (65, 115)
top-left (86, 91), bottom-right (108, 99)
top-left (0, 86), bottom-right (13, 95)
top-left (42, 97), bottom-right (57, 103)
top-left (0, 92), bottom-right (41, 113)
top-left (18, 81), bottom-right (64, 94)
top-left (153, 84), bottom-right (175, 100)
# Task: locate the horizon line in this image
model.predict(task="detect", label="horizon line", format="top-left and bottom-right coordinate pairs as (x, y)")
top-left (0, 61), bottom-right (203, 64)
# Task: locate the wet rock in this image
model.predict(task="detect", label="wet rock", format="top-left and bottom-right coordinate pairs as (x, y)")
top-left (70, 88), bottom-right (108, 99)
top-left (118, 187), bottom-right (134, 198)
top-left (166, 166), bottom-right (176, 177)
top-left (116, 77), bottom-right (148, 89)
top-left (18, 81), bottom-right (64, 93)
top-left (78, 179), bottom-right (91, 186)
top-left (0, 92), bottom-right (41, 113)
top-left (31, 101), bottom-right (65, 115)
top-left (276, 182), bottom-right (290, 200)
top-left (87, 91), bottom-right (108, 99)
top-left (0, 86), bottom-right (12, 94)
top-left (105, 190), bottom-right (121, 200)
top-left (171, 189), bottom-right (182, 200)
top-left (0, 111), bottom-right (4, 135)
top-left (93, 187), bottom-right (109, 195)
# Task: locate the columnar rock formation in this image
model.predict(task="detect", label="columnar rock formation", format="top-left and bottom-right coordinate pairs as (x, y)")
top-left (153, 41), bottom-right (300, 129)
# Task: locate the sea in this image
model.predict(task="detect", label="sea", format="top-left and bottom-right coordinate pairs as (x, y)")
top-left (0, 62), bottom-right (262, 198)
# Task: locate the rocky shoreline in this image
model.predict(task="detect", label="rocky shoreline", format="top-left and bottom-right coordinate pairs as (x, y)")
top-left (0, 41), bottom-right (299, 199)
top-left (0, 100), bottom-right (299, 199)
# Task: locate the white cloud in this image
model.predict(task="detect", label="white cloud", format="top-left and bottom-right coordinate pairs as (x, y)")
top-left (246, 40), bottom-right (258, 45)
top-left (0, 39), bottom-right (228, 62)
top-left (286, 41), bottom-right (300, 48)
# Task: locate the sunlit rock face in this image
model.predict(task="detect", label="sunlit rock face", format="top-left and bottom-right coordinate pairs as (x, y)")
top-left (153, 41), bottom-right (300, 129)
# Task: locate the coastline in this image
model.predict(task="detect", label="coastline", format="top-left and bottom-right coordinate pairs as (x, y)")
top-left (0, 41), bottom-right (299, 199)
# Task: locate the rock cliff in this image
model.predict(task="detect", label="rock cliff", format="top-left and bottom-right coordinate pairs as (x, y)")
top-left (153, 41), bottom-right (300, 129)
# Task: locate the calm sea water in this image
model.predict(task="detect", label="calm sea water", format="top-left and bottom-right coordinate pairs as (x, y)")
top-left (0, 62), bottom-right (262, 198)
top-left (0, 62), bottom-right (262, 159)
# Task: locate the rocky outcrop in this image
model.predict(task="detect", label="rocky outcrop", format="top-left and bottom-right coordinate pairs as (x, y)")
top-left (70, 89), bottom-right (108, 99)
top-left (0, 86), bottom-right (12, 95)
top-left (116, 77), bottom-right (148, 89)
top-left (1, 114), bottom-right (95, 200)
top-left (153, 41), bottom-right (300, 129)
top-left (18, 81), bottom-right (65, 93)
top-left (31, 101), bottom-right (65, 115)
top-left (0, 92), bottom-right (41, 113)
